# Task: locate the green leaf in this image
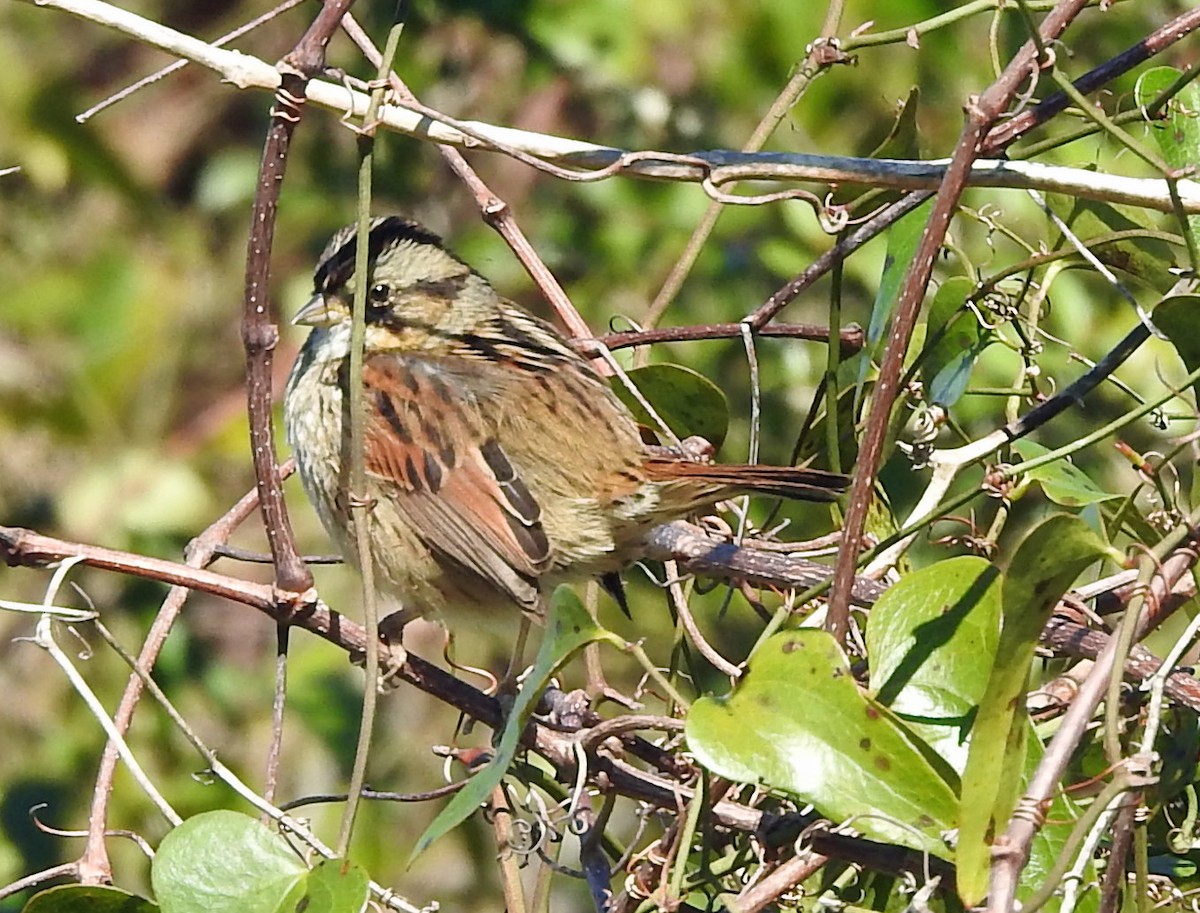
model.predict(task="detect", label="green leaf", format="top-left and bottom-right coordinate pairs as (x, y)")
top-left (867, 199), bottom-right (934, 353)
top-left (956, 516), bottom-right (1108, 905)
top-left (867, 556), bottom-right (1001, 772)
top-left (919, 277), bottom-right (987, 407)
top-left (687, 629), bottom-right (959, 858)
top-left (1053, 196), bottom-right (1180, 292)
top-left (613, 363), bottom-right (729, 448)
top-left (1154, 294), bottom-right (1200, 402)
top-left (410, 587), bottom-right (613, 862)
top-left (1012, 440), bottom-right (1122, 507)
top-left (866, 555), bottom-right (1092, 911)
top-left (302, 859), bottom-right (370, 913)
top-left (869, 87), bottom-right (921, 161)
top-left (24, 885), bottom-right (158, 913)
top-left (857, 199), bottom-right (935, 408)
top-left (151, 811), bottom-right (305, 913)
top-left (1136, 66), bottom-right (1200, 248)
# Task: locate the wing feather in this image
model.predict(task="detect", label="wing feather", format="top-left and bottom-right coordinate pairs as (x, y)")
top-left (362, 355), bottom-right (551, 610)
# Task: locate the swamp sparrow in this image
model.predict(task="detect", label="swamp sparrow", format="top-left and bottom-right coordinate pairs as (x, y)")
top-left (284, 217), bottom-right (847, 630)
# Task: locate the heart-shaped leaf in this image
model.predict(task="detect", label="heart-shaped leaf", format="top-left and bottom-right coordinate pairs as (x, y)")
top-left (688, 629), bottom-right (958, 857)
top-left (868, 555), bottom-right (1001, 772)
top-left (152, 811), bottom-right (306, 913)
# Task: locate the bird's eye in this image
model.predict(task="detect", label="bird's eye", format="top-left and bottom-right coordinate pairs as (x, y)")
top-left (369, 283), bottom-right (390, 303)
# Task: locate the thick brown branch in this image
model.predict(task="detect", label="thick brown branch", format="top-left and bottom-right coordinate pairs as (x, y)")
top-left (242, 74), bottom-right (313, 594)
top-left (644, 521), bottom-right (885, 607)
top-left (1041, 616), bottom-right (1200, 712)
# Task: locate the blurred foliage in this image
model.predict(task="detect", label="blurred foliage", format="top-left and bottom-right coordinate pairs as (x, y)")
top-left (2, 1), bottom-right (1199, 911)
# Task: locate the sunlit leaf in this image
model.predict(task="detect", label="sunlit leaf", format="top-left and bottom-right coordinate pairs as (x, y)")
top-left (868, 556), bottom-right (1001, 772)
top-left (151, 811), bottom-right (306, 913)
top-left (688, 629), bottom-right (958, 858)
top-left (1013, 440), bottom-right (1121, 507)
top-left (303, 859), bottom-right (370, 913)
top-left (956, 516), bottom-right (1108, 905)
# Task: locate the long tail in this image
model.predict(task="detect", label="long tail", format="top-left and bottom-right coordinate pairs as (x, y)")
top-left (643, 459), bottom-right (849, 502)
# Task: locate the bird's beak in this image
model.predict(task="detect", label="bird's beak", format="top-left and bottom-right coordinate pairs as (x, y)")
top-left (292, 293), bottom-right (337, 328)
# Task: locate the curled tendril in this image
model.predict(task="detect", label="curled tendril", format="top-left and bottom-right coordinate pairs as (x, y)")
top-left (983, 463), bottom-right (1016, 500)
top-left (818, 200), bottom-right (852, 235)
top-left (910, 403), bottom-right (946, 445)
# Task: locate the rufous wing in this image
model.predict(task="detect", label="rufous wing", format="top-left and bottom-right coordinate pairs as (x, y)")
top-left (361, 354), bottom-right (552, 611)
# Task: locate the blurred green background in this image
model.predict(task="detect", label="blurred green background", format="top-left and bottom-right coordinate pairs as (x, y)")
top-left (1, 0), bottom-right (1193, 909)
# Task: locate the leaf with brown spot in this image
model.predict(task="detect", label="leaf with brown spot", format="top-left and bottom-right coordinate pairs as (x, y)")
top-left (686, 629), bottom-right (958, 857)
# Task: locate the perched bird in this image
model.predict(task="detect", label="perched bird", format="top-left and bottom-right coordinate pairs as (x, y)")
top-left (284, 216), bottom-right (847, 632)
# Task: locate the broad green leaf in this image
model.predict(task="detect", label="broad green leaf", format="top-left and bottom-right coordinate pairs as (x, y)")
top-left (1154, 294), bottom-right (1200, 402)
top-left (1136, 67), bottom-right (1200, 247)
top-left (151, 810), bottom-right (305, 913)
top-left (613, 363), bottom-right (729, 448)
top-left (24, 885), bottom-right (158, 913)
top-left (1048, 192), bottom-right (1180, 293)
top-left (410, 586), bottom-right (613, 862)
top-left (919, 277), bottom-right (987, 407)
top-left (867, 556), bottom-right (1090, 910)
top-left (868, 556), bottom-right (1001, 772)
top-left (956, 516), bottom-right (1108, 905)
top-left (687, 629), bottom-right (958, 858)
top-left (1012, 440), bottom-right (1121, 507)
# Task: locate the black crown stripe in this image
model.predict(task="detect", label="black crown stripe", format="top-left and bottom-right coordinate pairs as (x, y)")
top-left (313, 216), bottom-right (450, 295)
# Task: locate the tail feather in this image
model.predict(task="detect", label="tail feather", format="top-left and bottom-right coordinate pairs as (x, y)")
top-left (643, 459), bottom-right (849, 503)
